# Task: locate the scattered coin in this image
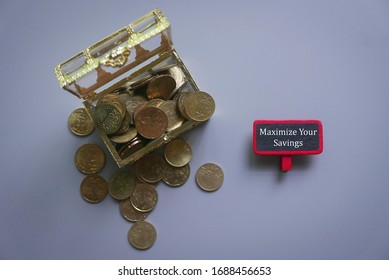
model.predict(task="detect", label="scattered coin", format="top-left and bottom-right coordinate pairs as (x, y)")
top-left (75, 143), bottom-right (105, 174)
top-left (80, 174), bottom-right (108, 203)
top-left (164, 139), bottom-right (192, 167)
top-left (135, 153), bottom-right (165, 183)
top-left (108, 172), bottom-right (136, 200)
top-left (163, 164), bottom-right (190, 187)
top-left (128, 220), bottom-right (157, 250)
top-left (195, 163), bottom-right (224, 192)
top-left (120, 198), bottom-right (149, 222)
top-left (68, 108), bottom-right (94, 136)
top-left (130, 183), bottom-right (158, 212)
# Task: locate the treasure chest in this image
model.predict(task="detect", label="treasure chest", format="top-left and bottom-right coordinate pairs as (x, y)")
top-left (54, 9), bottom-right (214, 168)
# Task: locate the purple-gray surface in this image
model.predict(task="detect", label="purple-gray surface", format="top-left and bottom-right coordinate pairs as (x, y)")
top-left (0, 0), bottom-right (388, 259)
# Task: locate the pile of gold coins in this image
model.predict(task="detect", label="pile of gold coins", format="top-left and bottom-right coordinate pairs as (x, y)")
top-left (68, 70), bottom-right (224, 250)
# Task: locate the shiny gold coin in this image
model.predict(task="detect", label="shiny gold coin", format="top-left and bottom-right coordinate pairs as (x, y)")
top-left (146, 74), bottom-right (176, 100)
top-left (184, 91), bottom-right (215, 122)
top-left (135, 153), bottom-right (165, 183)
top-left (94, 103), bottom-right (123, 134)
top-left (195, 163), bottom-right (224, 192)
top-left (159, 100), bottom-right (184, 131)
top-left (130, 183), bottom-right (158, 212)
top-left (80, 174), bottom-right (108, 203)
top-left (120, 198), bottom-right (148, 222)
top-left (109, 126), bottom-right (138, 144)
top-left (135, 106), bottom-right (168, 139)
top-left (128, 220), bottom-right (157, 250)
top-left (163, 164), bottom-right (190, 187)
top-left (164, 139), bottom-right (192, 167)
top-left (108, 172), bottom-right (136, 200)
top-left (75, 143), bottom-right (105, 174)
top-left (68, 108), bottom-right (94, 136)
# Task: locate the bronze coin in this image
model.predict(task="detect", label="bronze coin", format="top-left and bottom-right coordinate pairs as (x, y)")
top-left (130, 183), bottom-right (158, 213)
top-left (135, 153), bottom-right (165, 183)
top-left (146, 74), bottom-right (176, 100)
top-left (80, 174), bottom-right (108, 203)
top-left (68, 108), bottom-right (94, 136)
top-left (164, 139), bottom-right (192, 167)
top-left (110, 126), bottom-right (138, 144)
top-left (108, 172), bottom-right (136, 200)
top-left (128, 220), bottom-right (157, 250)
top-left (120, 198), bottom-right (148, 222)
top-left (195, 163), bottom-right (224, 192)
top-left (162, 164), bottom-right (190, 187)
top-left (134, 106), bottom-right (168, 139)
top-left (75, 143), bottom-right (105, 174)
top-left (94, 103), bottom-right (123, 135)
top-left (183, 91), bottom-right (215, 122)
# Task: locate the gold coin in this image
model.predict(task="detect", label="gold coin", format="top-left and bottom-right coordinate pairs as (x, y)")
top-left (146, 74), bottom-right (176, 100)
top-left (159, 100), bottom-right (184, 131)
top-left (184, 91), bottom-right (215, 122)
top-left (195, 163), bottom-right (224, 192)
top-left (128, 220), bottom-right (157, 250)
top-left (94, 103), bottom-right (123, 135)
top-left (68, 108), bottom-right (94, 136)
top-left (135, 153), bottom-right (165, 183)
top-left (109, 126), bottom-right (138, 144)
top-left (176, 92), bottom-right (191, 120)
top-left (130, 183), bottom-right (158, 212)
top-left (108, 172), bottom-right (136, 200)
top-left (135, 106), bottom-right (168, 139)
top-left (164, 139), bottom-right (192, 167)
top-left (98, 93), bottom-right (126, 117)
top-left (163, 164), bottom-right (190, 187)
top-left (120, 198), bottom-right (148, 222)
top-left (75, 143), bottom-right (105, 174)
top-left (80, 174), bottom-right (108, 203)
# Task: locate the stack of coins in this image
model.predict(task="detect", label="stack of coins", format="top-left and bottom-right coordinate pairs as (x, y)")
top-left (68, 64), bottom-right (222, 250)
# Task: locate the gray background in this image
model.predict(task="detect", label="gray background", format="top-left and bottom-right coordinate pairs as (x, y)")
top-left (0, 0), bottom-right (388, 260)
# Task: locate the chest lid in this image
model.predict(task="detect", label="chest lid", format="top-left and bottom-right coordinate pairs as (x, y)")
top-left (54, 9), bottom-right (172, 100)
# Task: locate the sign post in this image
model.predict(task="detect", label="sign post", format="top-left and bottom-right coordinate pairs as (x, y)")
top-left (253, 120), bottom-right (323, 171)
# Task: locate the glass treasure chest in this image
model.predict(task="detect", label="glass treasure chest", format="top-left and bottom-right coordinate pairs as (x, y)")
top-left (55, 9), bottom-right (215, 168)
